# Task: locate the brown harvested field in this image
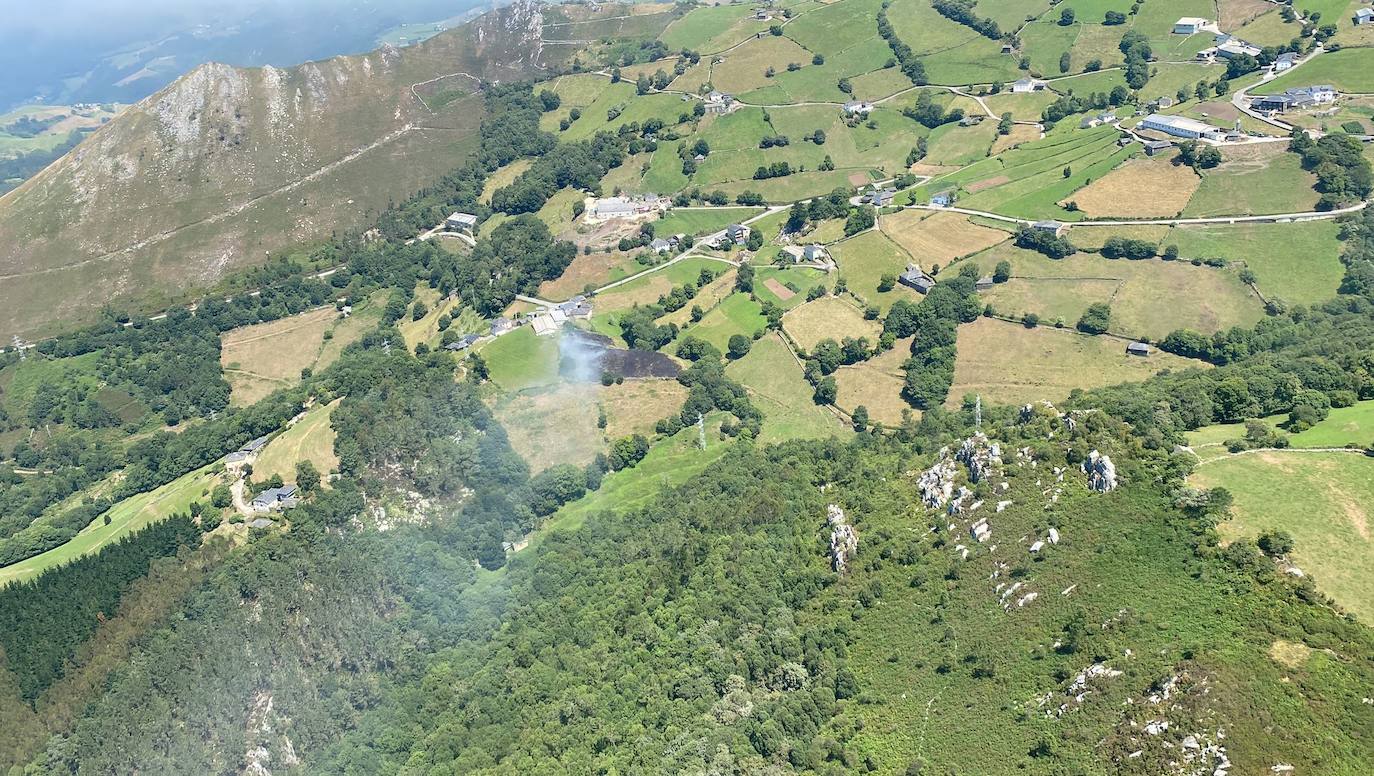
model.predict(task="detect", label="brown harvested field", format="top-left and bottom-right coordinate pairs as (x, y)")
top-left (539, 252), bottom-right (642, 300)
top-left (1219, 0), bottom-right (1273, 29)
top-left (990, 124), bottom-right (1040, 154)
top-left (908, 163), bottom-right (962, 177)
top-left (221, 307), bottom-right (341, 405)
top-left (881, 210), bottom-right (1009, 264)
top-left (480, 159), bottom-right (534, 204)
top-left (783, 296), bottom-right (882, 351)
top-left (948, 318), bottom-right (1206, 408)
top-left (490, 383), bottom-right (603, 473)
top-left (599, 379), bottom-right (689, 439)
top-left (763, 277), bottom-right (796, 301)
top-left (1061, 156), bottom-right (1200, 217)
top-left (847, 172), bottom-right (871, 188)
top-left (965, 175), bottom-right (1011, 194)
top-left (835, 336), bottom-right (915, 426)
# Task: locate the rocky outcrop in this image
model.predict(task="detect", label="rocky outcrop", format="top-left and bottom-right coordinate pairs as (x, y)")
top-left (826, 504), bottom-right (857, 573)
top-left (1083, 450), bottom-right (1118, 492)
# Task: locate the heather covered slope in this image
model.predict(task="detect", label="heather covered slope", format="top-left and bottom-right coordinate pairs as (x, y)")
top-left (0, 1), bottom-right (559, 341)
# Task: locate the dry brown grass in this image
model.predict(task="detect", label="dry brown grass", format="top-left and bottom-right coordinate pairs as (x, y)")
top-left (783, 296), bottom-right (882, 351)
top-left (491, 384), bottom-right (603, 473)
top-left (1219, 0), bottom-right (1274, 29)
top-left (948, 318), bottom-right (1204, 407)
top-left (835, 336), bottom-right (914, 426)
top-left (1061, 156), bottom-right (1200, 217)
top-left (599, 379), bottom-right (689, 439)
top-left (220, 307), bottom-right (339, 405)
top-left (253, 398), bottom-right (341, 484)
top-left (480, 159), bottom-right (533, 204)
top-left (908, 163), bottom-right (962, 177)
top-left (990, 124), bottom-right (1040, 155)
top-left (763, 277), bottom-right (796, 301)
top-left (1267, 639), bottom-right (1313, 668)
top-left (881, 210), bottom-right (1010, 265)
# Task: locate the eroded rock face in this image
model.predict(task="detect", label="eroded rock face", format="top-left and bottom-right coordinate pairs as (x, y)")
top-left (826, 504), bottom-right (857, 573)
top-left (1083, 450), bottom-right (1118, 492)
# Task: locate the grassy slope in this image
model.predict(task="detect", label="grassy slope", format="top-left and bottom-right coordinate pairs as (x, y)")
top-left (1192, 450), bottom-right (1374, 621)
top-left (726, 333), bottom-right (847, 443)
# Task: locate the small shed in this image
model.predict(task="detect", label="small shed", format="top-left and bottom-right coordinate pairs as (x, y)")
top-left (1126, 341), bottom-right (1151, 357)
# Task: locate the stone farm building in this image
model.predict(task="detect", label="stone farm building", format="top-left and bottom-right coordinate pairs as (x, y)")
top-left (251, 485), bottom-right (299, 513)
top-left (899, 264), bottom-right (936, 294)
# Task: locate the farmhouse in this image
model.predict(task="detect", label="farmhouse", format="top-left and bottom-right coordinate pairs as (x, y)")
top-left (842, 100), bottom-right (875, 116)
top-left (444, 333), bottom-right (481, 352)
top-left (1151, 96), bottom-right (1174, 110)
top-left (864, 188), bottom-right (896, 206)
top-left (704, 91), bottom-right (737, 114)
top-left (1273, 52), bottom-right (1298, 72)
top-left (445, 212), bottom-right (478, 233)
top-left (1355, 8), bottom-right (1373, 25)
top-left (1173, 17), bottom-right (1210, 34)
top-left (975, 276), bottom-right (994, 292)
top-left (1011, 78), bottom-right (1044, 94)
top-left (1126, 341), bottom-right (1151, 357)
top-left (490, 317), bottom-right (517, 336)
top-left (898, 263), bottom-right (936, 294)
top-left (1211, 39), bottom-right (1262, 60)
top-left (251, 485), bottom-right (299, 513)
top-left (1031, 220), bottom-right (1066, 236)
top-left (1138, 114), bottom-right (1227, 141)
top-left (782, 243), bottom-right (830, 263)
top-left (1253, 85), bottom-right (1338, 113)
top-left (558, 295), bottom-right (595, 320)
top-left (1080, 111), bottom-right (1117, 129)
top-left (930, 190), bottom-right (956, 207)
top-left (650, 237), bottom-right (674, 254)
top-left (226, 435), bottom-right (270, 463)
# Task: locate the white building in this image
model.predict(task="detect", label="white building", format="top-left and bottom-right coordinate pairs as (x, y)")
top-left (586, 195), bottom-right (669, 222)
top-left (1273, 52), bottom-right (1298, 72)
top-left (842, 100), bottom-right (874, 116)
top-left (1138, 114), bottom-right (1227, 141)
top-left (445, 212), bottom-right (478, 232)
top-left (1355, 8), bottom-right (1373, 25)
top-left (1173, 17), bottom-right (1210, 34)
top-left (1011, 78), bottom-right (1044, 94)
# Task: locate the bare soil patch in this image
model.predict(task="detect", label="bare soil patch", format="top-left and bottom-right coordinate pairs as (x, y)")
top-left (764, 277), bottom-right (797, 301)
top-left (965, 175), bottom-right (1010, 194)
top-left (990, 124), bottom-right (1040, 155)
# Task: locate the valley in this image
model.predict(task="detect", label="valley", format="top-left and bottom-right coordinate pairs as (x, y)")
top-left (0, 0), bottom-right (1373, 773)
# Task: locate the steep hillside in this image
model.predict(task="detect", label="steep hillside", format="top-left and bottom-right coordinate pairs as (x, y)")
top-left (0, 1), bottom-right (556, 342)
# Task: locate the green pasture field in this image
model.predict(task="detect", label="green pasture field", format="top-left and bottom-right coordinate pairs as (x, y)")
top-left (479, 327), bottom-right (562, 392)
top-left (642, 145), bottom-right (690, 193)
top-left (725, 333), bottom-right (847, 443)
top-left (923, 121), bottom-right (999, 166)
top-left (753, 266), bottom-right (831, 309)
top-left (1136, 62), bottom-right (1228, 104)
top-left (1265, 47), bottom-right (1374, 93)
top-left (783, 0), bottom-right (885, 56)
top-left (1182, 146), bottom-right (1319, 217)
top-left (977, 243), bottom-right (1264, 339)
top-left (653, 207), bottom-right (764, 237)
top-left (0, 463), bottom-right (222, 588)
top-left (659, 4), bottom-right (768, 53)
top-left (1191, 450), bottom-right (1374, 622)
top-left (677, 292), bottom-right (768, 351)
top-left (707, 35), bottom-right (815, 96)
top-left (1233, 8), bottom-right (1301, 47)
top-left (1067, 220), bottom-right (1345, 306)
top-left (829, 230), bottom-right (921, 312)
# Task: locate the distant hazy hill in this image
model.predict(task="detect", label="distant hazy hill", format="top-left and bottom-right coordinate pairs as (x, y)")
top-left (0, 1), bottom-right (554, 341)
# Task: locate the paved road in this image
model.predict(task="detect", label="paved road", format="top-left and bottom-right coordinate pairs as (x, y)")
top-left (910, 199), bottom-right (1369, 227)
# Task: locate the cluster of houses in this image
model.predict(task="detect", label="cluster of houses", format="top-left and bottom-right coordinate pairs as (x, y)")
top-left (1080, 111), bottom-right (1117, 129)
top-left (250, 485), bottom-right (299, 513)
top-left (896, 263), bottom-right (996, 295)
top-left (861, 187), bottom-right (896, 207)
top-left (531, 296), bottom-right (594, 336)
top-left (842, 100), bottom-right (874, 117)
top-left (650, 233), bottom-right (687, 254)
top-left (780, 243), bottom-right (832, 266)
top-left (704, 91), bottom-right (739, 115)
top-left (701, 223), bottom-right (752, 249)
top-left (1251, 85), bottom-right (1338, 114)
top-left (585, 195), bottom-right (670, 223)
